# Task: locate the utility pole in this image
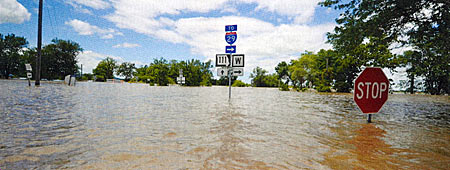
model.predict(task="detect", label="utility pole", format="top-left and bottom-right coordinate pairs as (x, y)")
top-left (35, 0), bottom-right (43, 86)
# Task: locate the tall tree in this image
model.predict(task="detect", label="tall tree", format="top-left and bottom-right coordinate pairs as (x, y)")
top-left (250, 66), bottom-right (268, 87)
top-left (41, 39), bottom-right (82, 80)
top-left (93, 57), bottom-right (118, 81)
top-left (147, 58), bottom-right (170, 86)
top-left (320, 0), bottom-right (449, 94)
top-left (117, 62), bottom-right (136, 81)
top-left (0, 34), bottom-right (28, 78)
top-left (275, 61), bottom-right (290, 85)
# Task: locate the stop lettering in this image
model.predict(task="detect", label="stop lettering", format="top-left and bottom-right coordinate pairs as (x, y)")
top-left (353, 67), bottom-right (389, 114)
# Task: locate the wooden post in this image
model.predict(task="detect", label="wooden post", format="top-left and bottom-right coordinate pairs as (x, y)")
top-left (35, 0), bottom-right (43, 86)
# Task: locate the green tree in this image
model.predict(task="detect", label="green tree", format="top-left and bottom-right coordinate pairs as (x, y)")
top-left (288, 52), bottom-right (319, 89)
top-left (399, 50), bottom-right (422, 94)
top-left (117, 62), bottom-right (136, 81)
top-left (311, 49), bottom-right (339, 92)
top-left (320, 0), bottom-right (449, 94)
top-left (147, 58), bottom-right (170, 86)
top-left (250, 66), bottom-right (268, 87)
top-left (0, 34), bottom-right (28, 78)
top-left (250, 67), bottom-right (279, 87)
top-left (93, 57), bottom-right (118, 81)
top-left (232, 80), bottom-right (249, 87)
top-left (40, 39), bottom-right (82, 80)
top-left (275, 61), bottom-right (290, 85)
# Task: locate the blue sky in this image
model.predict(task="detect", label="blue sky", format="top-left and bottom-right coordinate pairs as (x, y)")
top-left (3, 0), bottom-right (401, 84)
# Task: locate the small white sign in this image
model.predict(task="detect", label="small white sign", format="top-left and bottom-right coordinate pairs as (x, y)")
top-left (27, 72), bottom-right (32, 79)
top-left (25, 64), bottom-right (32, 71)
top-left (217, 68), bottom-right (228, 77)
top-left (216, 54), bottom-right (230, 67)
top-left (231, 68), bottom-right (244, 76)
top-left (232, 54), bottom-right (244, 67)
top-left (177, 76), bottom-right (185, 84)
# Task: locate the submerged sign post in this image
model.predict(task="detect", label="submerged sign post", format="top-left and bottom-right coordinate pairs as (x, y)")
top-left (177, 69), bottom-right (185, 85)
top-left (216, 25), bottom-right (245, 100)
top-left (353, 67), bottom-right (389, 123)
top-left (25, 64), bottom-right (32, 86)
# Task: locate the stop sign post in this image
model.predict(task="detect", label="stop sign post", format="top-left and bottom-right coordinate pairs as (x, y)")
top-left (354, 67), bottom-right (389, 123)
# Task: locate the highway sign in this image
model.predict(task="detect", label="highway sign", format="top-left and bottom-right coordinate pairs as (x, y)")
top-left (217, 68), bottom-right (228, 77)
top-left (225, 32), bottom-right (237, 45)
top-left (27, 72), bottom-right (32, 79)
top-left (231, 68), bottom-right (244, 76)
top-left (226, 45), bottom-right (236, 53)
top-left (354, 67), bottom-right (389, 114)
top-left (216, 54), bottom-right (230, 67)
top-left (225, 25), bottom-right (237, 32)
top-left (232, 54), bottom-right (244, 67)
top-left (25, 64), bottom-right (32, 71)
top-left (177, 77), bottom-right (185, 84)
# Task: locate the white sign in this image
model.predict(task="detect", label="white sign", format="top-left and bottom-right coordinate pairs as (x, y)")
top-left (177, 77), bottom-right (185, 84)
top-left (217, 68), bottom-right (228, 77)
top-left (232, 54), bottom-right (244, 67)
top-left (231, 68), bottom-right (244, 76)
top-left (25, 64), bottom-right (32, 71)
top-left (27, 72), bottom-right (32, 79)
top-left (216, 54), bottom-right (230, 67)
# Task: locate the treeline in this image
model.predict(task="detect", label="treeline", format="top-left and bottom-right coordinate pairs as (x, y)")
top-left (0, 33), bottom-right (81, 80)
top-left (90, 57), bottom-right (246, 86)
top-left (91, 57), bottom-right (216, 86)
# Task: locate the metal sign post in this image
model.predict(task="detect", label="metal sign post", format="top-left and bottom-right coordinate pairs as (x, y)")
top-left (215, 25), bottom-right (245, 100)
top-left (25, 64), bottom-right (32, 86)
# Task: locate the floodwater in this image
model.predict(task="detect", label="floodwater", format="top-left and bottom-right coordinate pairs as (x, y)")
top-left (1, 80), bottom-right (449, 170)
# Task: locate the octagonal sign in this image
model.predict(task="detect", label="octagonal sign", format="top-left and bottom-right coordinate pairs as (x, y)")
top-left (354, 67), bottom-right (389, 114)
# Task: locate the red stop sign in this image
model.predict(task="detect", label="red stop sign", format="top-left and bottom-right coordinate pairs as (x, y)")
top-left (354, 67), bottom-right (389, 113)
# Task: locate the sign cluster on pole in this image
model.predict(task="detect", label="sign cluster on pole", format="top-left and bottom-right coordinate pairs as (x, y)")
top-left (216, 25), bottom-right (245, 99)
top-left (177, 69), bottom-right (186, 85)
top-left (353, 67), bottom-right (389, 123)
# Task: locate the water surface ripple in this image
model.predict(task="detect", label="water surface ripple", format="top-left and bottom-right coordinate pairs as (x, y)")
top-left (1, 80), bottom-right (449, 169)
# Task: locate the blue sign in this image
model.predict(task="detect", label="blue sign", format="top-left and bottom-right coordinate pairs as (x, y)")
top-left (226, 46), bottom-right (236, 53)
top-left (225, 32), bottom-right (237, 45)
top-left (225, 25), bottom-right (237, 32)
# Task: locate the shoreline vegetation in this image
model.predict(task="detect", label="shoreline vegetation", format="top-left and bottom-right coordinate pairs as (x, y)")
top-left (1, 1), bottom-right (448, 95)
top-left (0, 33), bottom-right (448, 95)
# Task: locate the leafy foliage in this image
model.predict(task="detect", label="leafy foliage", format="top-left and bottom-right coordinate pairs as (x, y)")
top-left (93, 57), bottom-right (118, 81)
top-left (0, 34), bottom-right (28, 78)
top-left (117, 62), bottom-right (136, 81)
top-left (320, 0), bottom-right (449, 94)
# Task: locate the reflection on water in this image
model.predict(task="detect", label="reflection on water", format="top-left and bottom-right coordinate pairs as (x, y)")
top-left (1, 80), bottom-right (449, 169)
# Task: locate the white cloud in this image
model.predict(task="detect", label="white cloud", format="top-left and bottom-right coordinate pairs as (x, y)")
top-left (113, 42), bottom-right (141, 48)
top-left (239, 0), bottom-right (321, 24)
top-left (0, 0), bottom-right (31, 24)
top-left (69, 0), bottom-right (110, 10)
top-left (78, 50), bottom-right (146, 74)
top-left (66, 1), bottom-right (93, 15)
top-left (77, 50), bottom-right (110, 74)
top-left (65, 19), bottom-right (123, 39)
top-left (101, 0), bottom-right (333, 81)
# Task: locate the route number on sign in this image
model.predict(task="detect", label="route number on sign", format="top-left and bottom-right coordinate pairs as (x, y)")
top-left (225, 25), bottom-right (237, 32)
top-left (216, 54), bottom-right (230, 67)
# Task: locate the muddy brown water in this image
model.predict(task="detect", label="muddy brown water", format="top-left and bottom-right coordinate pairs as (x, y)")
top-left (1, 80), bottom-right (449, 169)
